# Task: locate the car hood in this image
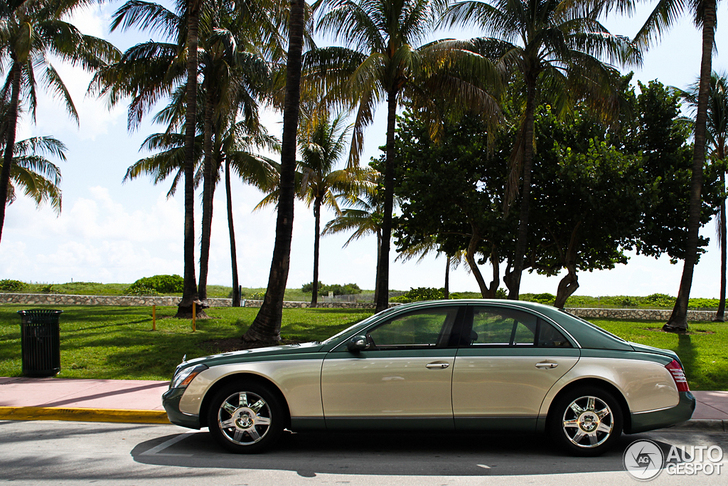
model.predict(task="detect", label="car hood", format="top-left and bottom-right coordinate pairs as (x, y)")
top-left (180, 341), bottom-right (325, 369)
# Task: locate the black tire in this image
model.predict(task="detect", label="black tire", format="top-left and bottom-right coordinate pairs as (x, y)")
top-left (206, 381), bottom-right (285, 453)
top-left (548, 386), bottom-right (623, 457)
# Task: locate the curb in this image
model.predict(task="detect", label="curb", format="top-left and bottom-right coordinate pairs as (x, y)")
top-left (672, 419), bottom-right (727, 432)
top-left (0, 406), bottom-right (170, 424)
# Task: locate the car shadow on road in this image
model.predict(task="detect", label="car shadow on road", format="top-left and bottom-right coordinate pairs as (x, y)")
top-left (131, 429), bottom-right (661, 477)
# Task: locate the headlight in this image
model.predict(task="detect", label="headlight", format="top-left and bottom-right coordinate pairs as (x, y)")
top-left (170, 364), bottom-right (208, 389)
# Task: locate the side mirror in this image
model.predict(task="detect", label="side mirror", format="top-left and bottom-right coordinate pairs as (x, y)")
top-left (347, 335), bottom-right (369, 352)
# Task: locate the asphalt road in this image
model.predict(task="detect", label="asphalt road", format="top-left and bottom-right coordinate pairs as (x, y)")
top-left (0, 420), bottom-right (726, 485)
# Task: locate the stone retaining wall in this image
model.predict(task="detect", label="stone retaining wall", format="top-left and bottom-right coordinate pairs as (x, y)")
top-left (0, 292), bottom-right (719, 320)
top-left (0, 293), bottom-right (376, 309)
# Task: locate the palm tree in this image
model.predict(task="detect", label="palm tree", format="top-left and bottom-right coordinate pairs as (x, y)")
top-left (124, 113), bottom-right (280, 298)
top-left (309, 0), bottom-right (501, 312)
top-left (679, 72), bottom-right (728, 321)
top-left (93, 0), bottom-right (282, 314)
top-left (0, 0), bottom-right (118, 244)
top-left (322, 189), bottom-right (384, 301)
top-left (0, 136), bottom-right (65, 214)
top-left (630, 0), bottom-right (718, 332)
top-left (242, 0), bottom-right (307, 345)
top-left (443, 0), bottom-right (640, 300)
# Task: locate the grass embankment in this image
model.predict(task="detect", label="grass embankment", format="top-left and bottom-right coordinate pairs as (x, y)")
top-left (0, 305), bottom-right (725, 390)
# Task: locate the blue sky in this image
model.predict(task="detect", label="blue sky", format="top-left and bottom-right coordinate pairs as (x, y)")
top-left (1, 1), bottom-right (727, 298)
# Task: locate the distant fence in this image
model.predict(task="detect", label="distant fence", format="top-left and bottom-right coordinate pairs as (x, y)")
top-left (0, 292), bottom-right (719, 320)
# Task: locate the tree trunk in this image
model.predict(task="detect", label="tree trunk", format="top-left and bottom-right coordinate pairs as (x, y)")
top-left (176, 0), bottom-right (201, 318)
top-left (374, 89), bottom-right (398, 313)
top-left (508, 77), bottom-right (537, 301)
top-left (198, 86), bottom-right (216, 303)
top-left (554, 264), bottom-right (579, 309)
top-left (0, 63), bottom-right (21, 245)
top-left (243, 0), bottom-right (305, 345)
top-left (225, 157), bottom-right (241, 307)
top-left (716, 170), bottom-right (726, 321)
top-left (311, 198), bottom-right (321, 307)
top-left (464, 229), bottom-right (499, 298)
top-left (444, 255), bottom-right (450, 299)
top-left (665, 1), bottom-right (715, 332)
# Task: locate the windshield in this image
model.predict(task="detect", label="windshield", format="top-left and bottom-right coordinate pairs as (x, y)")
top-left (321, 307), bottom-right (397, 344)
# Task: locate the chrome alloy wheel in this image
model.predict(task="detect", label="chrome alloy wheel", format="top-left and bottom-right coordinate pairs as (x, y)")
top-left (217, 391), bottom-right (273, 446)
top-left (561, 395), bottom-right (614, 449)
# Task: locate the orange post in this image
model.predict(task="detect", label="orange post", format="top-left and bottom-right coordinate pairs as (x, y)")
top-left (152, 305), bottom-right (157, 331)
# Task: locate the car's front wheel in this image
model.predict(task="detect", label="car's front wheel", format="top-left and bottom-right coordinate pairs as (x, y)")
top-left (207, 381), bottom-right (284, 453)
top-left (548, 386), bottom-right (623, 456)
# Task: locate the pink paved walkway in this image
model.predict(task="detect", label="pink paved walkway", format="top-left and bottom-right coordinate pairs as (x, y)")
top-left (0, 377), bottom-right (167, 411)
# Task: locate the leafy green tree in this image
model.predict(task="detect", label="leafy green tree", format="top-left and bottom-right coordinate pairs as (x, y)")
top-left (619, 81), bottom-right (722, 268)
top-left (309, 0), bottom-right (501, 312)
top-left (0, 0), bottom-right (118, 244)
top-left (631, 0), bottom-right (720, 331)
top-left (529, 107), bottom-right (644, 308)
top-left (392, 110), bottom-right (514, 298)
top-left (443, 0), bottom-right (640, 300)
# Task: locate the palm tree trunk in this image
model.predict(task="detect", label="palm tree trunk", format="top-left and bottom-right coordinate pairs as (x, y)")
top-left (225, 157), bottom-right (241, 307)
top-left (508, 77), bottom-right (537, 301)
top-left (665, 0), bottom-right (716, 332)
top-left (198, 86), bottom-right (216, 303)
top-left (374, 89), bottom-right (398, 313)
top-left (311, 198), bottom-right (321, 307)
top-left (717, 184), bottom-right (726, 321)
top-left (243, 0), bottom-right (305, 345)
top-left (444, 255), bottom-right (450, 299)
top-left (176, 0), bottom-right (201, 318)
top-left (0, 63), bottom-right (21, 245)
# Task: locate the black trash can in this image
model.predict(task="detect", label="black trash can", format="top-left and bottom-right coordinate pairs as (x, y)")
top-left (18, 309), bottom-right (63, 377)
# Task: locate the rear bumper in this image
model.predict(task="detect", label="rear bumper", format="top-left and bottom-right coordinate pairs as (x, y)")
top-left (162, 387), bottom-right (201, 429)
top-left (628, 391), bottom-right (696, 433)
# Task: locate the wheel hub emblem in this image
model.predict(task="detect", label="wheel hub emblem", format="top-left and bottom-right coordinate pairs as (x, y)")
top-left (236, 410), bottom-right (253, 429)
top-left (579, 412), bottom-right (599, 432)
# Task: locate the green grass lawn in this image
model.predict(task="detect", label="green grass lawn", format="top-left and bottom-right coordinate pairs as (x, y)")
top-left (0, 304), bottom-right (725, 390)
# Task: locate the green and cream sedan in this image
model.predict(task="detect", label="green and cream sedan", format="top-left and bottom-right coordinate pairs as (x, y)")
top-left (162, 300), bottom-right (695, 456)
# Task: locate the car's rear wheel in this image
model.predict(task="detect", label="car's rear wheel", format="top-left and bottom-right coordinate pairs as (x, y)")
top-left (207, 381), bottom-right (284, 453)
top-left (548, 386), bottom-right (623, 456)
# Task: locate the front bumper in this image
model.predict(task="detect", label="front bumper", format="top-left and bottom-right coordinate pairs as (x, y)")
top-left (162, 387), bottom-right (201, 429)
top-left (628, 391), bottom-right (696, 433)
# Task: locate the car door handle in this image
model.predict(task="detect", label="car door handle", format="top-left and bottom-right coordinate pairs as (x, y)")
top-left (426, 362), bottom-right (450, 369)
top-left (535, 361), bottom-right (558, 369)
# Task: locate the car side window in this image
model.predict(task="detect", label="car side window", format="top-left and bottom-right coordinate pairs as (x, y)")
top-left (467, 308), bottom-right (571, 347)
top-left (367, 308), bottom-right (459, 349)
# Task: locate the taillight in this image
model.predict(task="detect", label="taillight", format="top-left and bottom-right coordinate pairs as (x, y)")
top-left (666, 360), bottom-right (690, 392)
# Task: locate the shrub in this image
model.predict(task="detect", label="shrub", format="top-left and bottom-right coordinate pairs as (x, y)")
top-left (645, 293), bottom-right (674, 307)
top-left (302, 281), bottom-right (324, 293)
top-left (302, 282), bottom-right (362, 296)
top-left (125, 284), bottom-right (158, 296)
top-left (523, 293), bottom-right (556, 305)
top-left (391, 287), bottom-right (446, 303)
top-left (0, 279), bottom-right (27, 292)
top-left (126, 274), bottom-right (184, 294)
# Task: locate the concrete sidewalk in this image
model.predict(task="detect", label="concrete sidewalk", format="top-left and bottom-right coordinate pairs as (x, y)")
top-left (0, 376), bottom-right (727, 429)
